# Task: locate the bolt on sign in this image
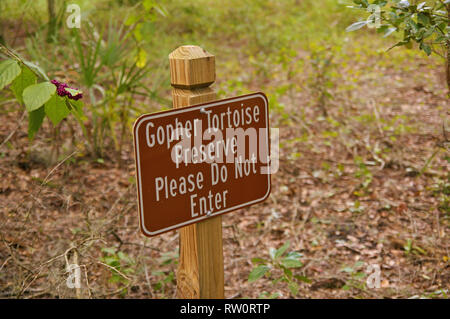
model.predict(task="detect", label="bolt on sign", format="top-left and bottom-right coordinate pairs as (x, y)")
top-left (133, 92), bottom-right (270, 237)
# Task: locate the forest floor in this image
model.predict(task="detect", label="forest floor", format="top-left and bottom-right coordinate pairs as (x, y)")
top-left (1, 10), bottom-right (449, 299)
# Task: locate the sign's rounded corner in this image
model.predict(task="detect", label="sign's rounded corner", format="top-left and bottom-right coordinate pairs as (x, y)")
top-left (254, 91), bottom-right (269, 105)
top-left (139, 223), bottom-right (159, 238)
top-left (261, 182), bottom-right (272, 202)
top-left (132, 113), bottom-right (149, 135)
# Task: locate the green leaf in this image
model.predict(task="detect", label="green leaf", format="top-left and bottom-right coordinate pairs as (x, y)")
top-left (282, 267), bottom-right (293, 279)
top-left (295, 275), bottom-right (312, 284)
top-left (23, 82), bottom-right (56, 112)
top-left (251, 258), bottom-right (268, 264)
top-left (274, 241), bottom-right (290, 259)
top-left (125, 14), bottom-right (138, 26)
top-left (135, 48), bottom-right (147, 68)
top-left (117, 251), bottom-right (134, 264)
top-left (104, 257), bottom-right (120, 267)
top-left (68, 99), bottom-right (84, 117)
top-left (23, 60), bottom-right (49, 81)
top-left (346, 21), bottom-right (368, 32)
top-left (44, 94), bottom-right (69, 126)
top-left (0, 59), bottom-right (21, 90)
top-left (342, 284), bottom-right (351, 290)
top-left (28, 106), bottom-right (45, 140)
top-left (65, 87), bottom-right (82, 96)
top-left (143, 0), bottom-right (155, 11)
top-left (387, 40), bottom-right (409, 51)
top-left (419, 42), bottom-right (431, 56)
top-left (282, 254), bottom-right (303, 268)
top-left (417, 13), bottom-right (430, 26)
top-left (248, 265), bottom-right (270, 282)
top-left (11, 66), bottom-right (37, 104)
top-left (101, 247), bottom-right (117, 255)
top-left (354, 272), bottom-right (367, 279)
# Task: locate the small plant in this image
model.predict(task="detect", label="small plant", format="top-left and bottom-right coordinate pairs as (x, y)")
top-left (151, 249), bottom-right (178, 297)
top-left (248, 241), bottom-right (309, 297)
top-left (432, 174), bottom-right (450, 214)
top-left (354, 156), bottom-right (374, 195)
top-left (403, 238), bottom-right (428, 256)
top-left (340, 261), bottom-right (367, 291)
top-left (0, 44), bottom-right (84, 141)
top-left (308, 47), bottom-right (337, 116)
top-left (101, 247), bottom-right (135, 286)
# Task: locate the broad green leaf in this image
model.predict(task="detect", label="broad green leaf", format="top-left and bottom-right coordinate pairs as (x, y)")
top-left (28, 106), bottom-right (45, 140)
top-left (23, 60), bottom-right (49, 81)
top-left (282, 256), bottom-right (303, 268)
top-left (346, 21), bottom-right (368, 32)
top-left (274, 241), bottom-right (290, 259)
top-left (44, 94), bottom-right (69, 126)
top-left (11, 66), bottom-right (37, 105)
top-left (248, 265), bottom-right (270, 282)
top-left (23, 82), bottom-right (56, 112)
top-left (0, 59), bottom-right (21, 90)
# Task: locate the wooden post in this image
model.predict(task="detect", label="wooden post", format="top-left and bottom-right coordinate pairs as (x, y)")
top-left (169, 45), bottom-right (225, 299)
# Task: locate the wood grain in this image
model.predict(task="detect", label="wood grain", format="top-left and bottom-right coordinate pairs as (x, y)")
top-left (170, 45), bottom-right (224, 299)
top-left (169, 45), bottom-right (215, 90)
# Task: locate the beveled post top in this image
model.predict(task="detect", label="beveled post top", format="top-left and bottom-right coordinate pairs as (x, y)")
top-left (169, 45), bottom-right (215, 89)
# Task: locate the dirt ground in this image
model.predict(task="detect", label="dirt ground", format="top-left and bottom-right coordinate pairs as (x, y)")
top-left (0, 45), bottom-right (449, 298)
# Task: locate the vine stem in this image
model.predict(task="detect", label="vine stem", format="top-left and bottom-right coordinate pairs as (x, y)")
top-left (0, 43), bottom-right (46, 81)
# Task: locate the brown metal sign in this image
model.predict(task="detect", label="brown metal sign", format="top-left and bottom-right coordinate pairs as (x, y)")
top-left (133, 92), bottom-right (270, 237)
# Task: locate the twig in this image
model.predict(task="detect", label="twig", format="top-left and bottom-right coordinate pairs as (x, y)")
top-left (97, 261), bottom-right (131, 282)
top-left (42, 150), bottom-right (78, 185)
